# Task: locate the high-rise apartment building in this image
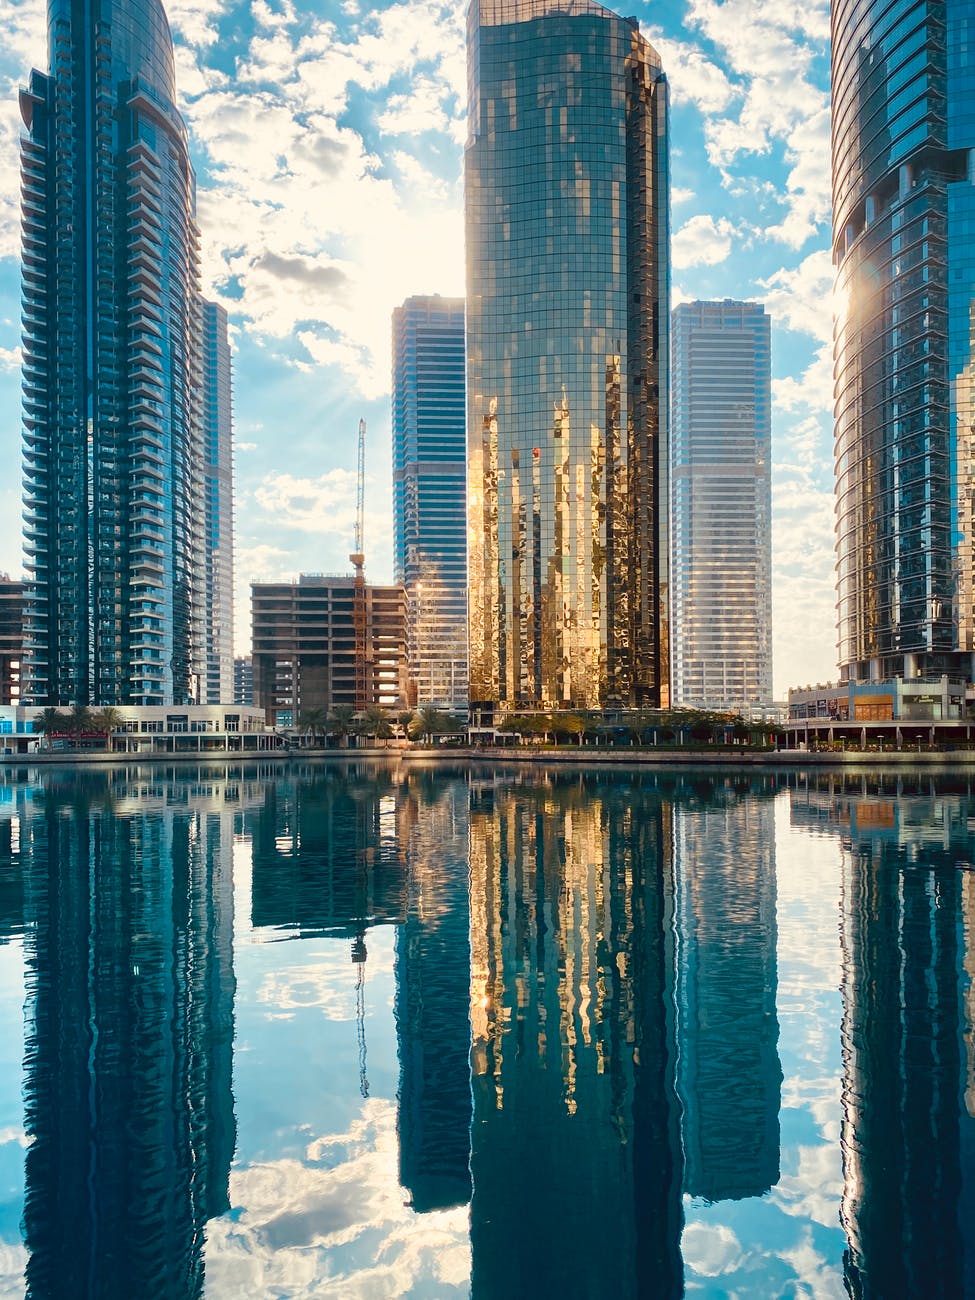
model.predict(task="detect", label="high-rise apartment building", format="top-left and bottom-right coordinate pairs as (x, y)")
top-left (20, 0), bottom-right (204, 706)
top-left (201, 300), bottom-right (234, 704)
top-left (832, 0), bottom-right (975, 685)
top-left (392, 297), bottom-right (468, 712)
top-left (466, 0), bottom-right (670, 713)
top-left (671, 301), bottom-right (772, 713)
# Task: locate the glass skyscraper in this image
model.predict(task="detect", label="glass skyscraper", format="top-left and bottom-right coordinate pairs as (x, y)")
top-left (833, 0), bottom-right (975, 685)
top-left (392, 296), bottom-right (468, 712)
top-left (201, 300), bottom-right (234, 705)
top-left (466, 0), bottom-right (670, 712)
top-left (671, 301), bottom-right (772, 713)
top-left (19, 0), bottom-right (204, 706)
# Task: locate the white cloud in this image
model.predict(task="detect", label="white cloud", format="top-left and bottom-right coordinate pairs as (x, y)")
top-left (681, 1222), bottom-right (745, 1277)
top-left (378, 74), bottom-right (459, 137)
top-left (766, 105), bottom-right (831, 249)
top-left (760, 250), bottom-right (834, 344)
top-left (256, 950), bottom-right (395, 1018)
top-left (683, 0), bottom-right (830, 251)
top-left (645, 34), bottom-right (737, 115)
top-left (203, 1100), bottom-right (471, 1297)
top-left (0, 343), bottom-right (19, 370)
top-left (252, 470), bottom-right (358, 535)
top-left (672, 214), bottom-right (741, 269)
top-left (165, 0), bottom-right (230, 48)
top-left (177, 0), bottom-right (467, 399)
top-left (773, 342), bottom-right (832, 417)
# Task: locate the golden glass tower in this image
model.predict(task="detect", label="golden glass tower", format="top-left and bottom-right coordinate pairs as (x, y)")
top-left (465, 0), bottom-right (670, 711)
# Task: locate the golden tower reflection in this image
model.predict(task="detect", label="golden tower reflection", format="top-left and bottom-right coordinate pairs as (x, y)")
top-left (468, 773), bottom-right (683, 1298)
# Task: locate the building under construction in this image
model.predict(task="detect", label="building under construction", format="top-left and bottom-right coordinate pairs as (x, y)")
top-left (0, 578), bottom-right (24, 707)
top-left (251, 575), bottom-right (408, 727)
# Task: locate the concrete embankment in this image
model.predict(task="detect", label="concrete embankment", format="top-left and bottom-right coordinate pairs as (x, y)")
top-left (2, 744), bottom-right (974, 769)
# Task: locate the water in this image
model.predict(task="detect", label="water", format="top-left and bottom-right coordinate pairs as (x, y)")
top-left (0, 761), bottom-right (973, 1298)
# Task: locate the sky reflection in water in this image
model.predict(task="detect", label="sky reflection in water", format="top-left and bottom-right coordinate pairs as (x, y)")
top-left (0, 762), bottom-right (973, 1298)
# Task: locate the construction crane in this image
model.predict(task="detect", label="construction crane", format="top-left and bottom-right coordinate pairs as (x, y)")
top-left (350, 418), bottom-right (368, 712)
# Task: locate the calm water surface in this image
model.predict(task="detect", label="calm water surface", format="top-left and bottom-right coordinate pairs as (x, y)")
top-left (0, 762), bottom-right (973, 1298)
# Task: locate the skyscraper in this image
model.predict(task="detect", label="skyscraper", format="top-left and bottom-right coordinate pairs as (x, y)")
top-left (392, 296), bottom-right (468, 712)
top-left (20, 0), bottom-right (204, 706)
top-left (466, 0), bottom-right (670, 713)
top-left (671, 301), bottom-right (772, 713)
top-left (201, 300), bottom-right (234, 705)
top-left (832, 0), bottom-right (975, 686)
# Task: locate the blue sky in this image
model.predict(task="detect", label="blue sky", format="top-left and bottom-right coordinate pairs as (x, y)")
top-left (0, 0), bottom-right (835, 696)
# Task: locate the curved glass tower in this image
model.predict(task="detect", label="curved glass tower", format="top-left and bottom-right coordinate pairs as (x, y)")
top-left (20, 0), bottom-right (204, 706)
top-left (466, 0), bottom-right (669, 712)
top-left (832, 0), bottom-right (975, 685)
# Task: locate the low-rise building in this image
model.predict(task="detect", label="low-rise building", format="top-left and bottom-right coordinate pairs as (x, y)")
top-left (786, 675), bottom-right (975, 747)
top-left (0, 704), bottom-right (275, 756)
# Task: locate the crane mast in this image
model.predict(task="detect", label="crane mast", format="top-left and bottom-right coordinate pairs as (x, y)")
top-left (350, 418), bottom-right (368, 711)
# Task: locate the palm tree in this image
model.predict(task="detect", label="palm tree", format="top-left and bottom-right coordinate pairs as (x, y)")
top-left (298, 706), bottom-right (329, 747)
top-left (410, 705), bottom-right (454, 744)
top-left (361, 705), bottom-right (393, 746)
top-left (33, 707), bottom-right (67, 741)
top-left (92, 707), bottom-right (123, 734)
top-left (396, 710), bottom-right (415, 740)
top-left (91, 706), bottom-right (124, 751)
top-left (65, 705), bottom-right (94, 737)
top-left (328, 704), bottom-right (357, 747)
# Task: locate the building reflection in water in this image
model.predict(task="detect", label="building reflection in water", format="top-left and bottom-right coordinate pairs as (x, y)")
top-left (17, 768), bottom-right (237, 1300)
top-left (674, 795), bottom-right (780, 1201)
top-left (394, 773), bottom-right (473, 1213)
top-left (248, 764), bottom-right (406, 937)
top-left (789, 772), bottom-right (975, 1298)
top-left (468, 772), bottom-right (684, 1299)
top-left (3, 761), bottom-right (796, 1295)
top-left (248, 765), bottom-right (474, 1211)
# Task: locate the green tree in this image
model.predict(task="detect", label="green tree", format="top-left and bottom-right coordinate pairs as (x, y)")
top-left (92, 707), bottom-right (123, 734)
top-left (554, 712), bottom-right (588, 746)
top-left (328, 704), bottom-right (357, 747)
top-left (361, 705), bottom-right (393, 746)
top-left (33, 707), bottom-right (67, 738)
top-left (65, 705), bottom-right (94, 737)
top-left (410, 705), bottom-right (453, 743)
top-left (298, 706), bottom-right (329, 746)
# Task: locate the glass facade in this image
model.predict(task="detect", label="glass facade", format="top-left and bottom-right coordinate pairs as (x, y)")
top-left (392, 296), bottom-right (468, 712)
top-left (20, 0), bottom-right (204, 706)
top-left (832, 0), bottom-right (975, 684)
top-left (466, 0), bottom-right (670, 711)
top-left (201, 300), bottom-right (234, 705)
top-left (671, 301), bottom-right (772, 713)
